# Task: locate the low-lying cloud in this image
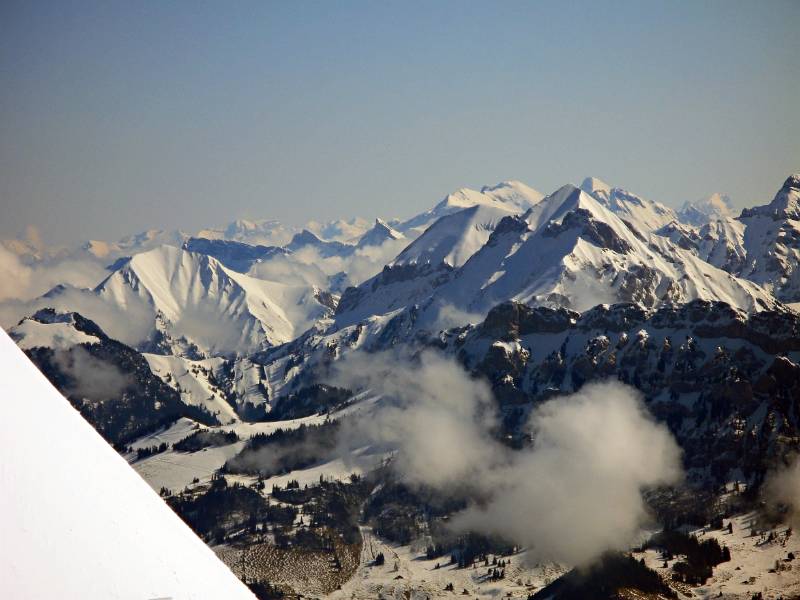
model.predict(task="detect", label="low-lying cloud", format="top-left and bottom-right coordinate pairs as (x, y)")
top-left (0, 285), bottom-right (154, 347)
top-left (247, 238), bottom-right (410, 291)
top-left (0, 246), bottom-right (108, 302)
top-left (764, 455), bottom-right (800, 527)
top-left (450, 383), bottom-right (683, 566)
top-left (0, 245), bottom-right (155, 346)
top-left (333, 350), bottom-right (498, 488)
top-left (54, 346), bottom-right (133, 402)
top-left (332, 350), bottom-right (683, 566)
top-left (431, 301), bottom-right (487, 332)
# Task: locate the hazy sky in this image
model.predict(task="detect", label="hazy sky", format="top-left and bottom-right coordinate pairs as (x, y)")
top-left (1, 1), bottom-right (798, 245)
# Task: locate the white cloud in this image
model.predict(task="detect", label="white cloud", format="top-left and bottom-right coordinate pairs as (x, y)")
top-left (0, 246), bottom-right (108, 302)
top-left (247, 237), bottom-right (409, 291)
top-left (53, 346), bottom-right (133, 402)
top-left (451, 382), bottom-right (683, 566)
top-left (332, 352), bottom-right (683, 566)
top-left (764, 455), bottom-right (800, 527)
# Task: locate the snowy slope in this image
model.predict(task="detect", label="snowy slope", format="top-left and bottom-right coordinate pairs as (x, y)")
top-left (432, 185), bottom-right (773, 317)
top-left (393, 203), bottom-right (519, 268)
top-left (144, 353), bottom-right (238, 423)
top-left (354, 218), bottom-right (405, 248)
top-left (656, 176), bottom-right (800, 302)
top-left (656, 217), bottom-right (747, 274)
top-left (335, 198), bottom-right (537, 325)
top-left (579, 176), bottom-right (677, 233)
top-left (480, 180), bottom-right (544, 211)
top-left (328, 527), bottom-right (567, 600)
top-left (0, 329), bottom-right (254, 600)
top-left (11, 318), bottom-right (100, 350)
top-left (633, 514), bottom-right (800, 600)
top-left (396, 181), bottom-right (542, 237)
top-left (336, 184), bottom-right (775, 330)
top-left (737, 174), bottom-right (800, 301)
top-left (95, 245), bottom-right (333, 356)
top-left (143, 353), bottom-right (272, 422)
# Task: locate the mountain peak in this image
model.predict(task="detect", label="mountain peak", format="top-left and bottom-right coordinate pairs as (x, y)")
top-left (356, 218), bottom-right (404, 248)
top-left (767, 173), bottom-right (800, 217)
top-left (678, 192), bottom-right (735, 226)
top-left (783, 173), bottom-right (800, 190)
top-left (481, 180), bottom-right (544, 210)
top-left (289, 229), bottom-right (324, 246)
top-left (579, 176), bottom-right (612, 196)
top-left (741, 173), bottom-right (800, 220)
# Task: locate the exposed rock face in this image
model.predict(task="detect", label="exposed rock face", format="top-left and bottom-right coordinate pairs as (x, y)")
top-left (448, 299), bottom-right (800, 485)
top-left (543, 208), bottom-right (634, 254)
top-left (480, 302), bottom-right (578, 340)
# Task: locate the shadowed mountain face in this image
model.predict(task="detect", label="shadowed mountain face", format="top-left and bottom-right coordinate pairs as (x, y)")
top-left (183, 237), bottom-right (287, 272)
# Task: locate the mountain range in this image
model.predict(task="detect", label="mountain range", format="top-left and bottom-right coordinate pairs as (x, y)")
top-left (4, 173), bottom-right (800, 599)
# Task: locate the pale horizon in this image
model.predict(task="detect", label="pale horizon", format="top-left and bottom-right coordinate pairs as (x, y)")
top-left (1, 1), bottom-right (798, 245)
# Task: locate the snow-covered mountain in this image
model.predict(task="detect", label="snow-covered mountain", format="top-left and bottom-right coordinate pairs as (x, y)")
top-left (393, 203), bottom-right (519, 269)
top-left (10, 308), bottom-right (221, 444)
top-left (334, 203), bottom-right (525, 325)
top-left (678, 192), bottom-right (736, 226)
top-left (285, 229), bottom-right (356, 258)
top-left (579, 176), bottom-right (677, 233)
top-left (395, 181), bottom-right (543, 238)
top-left (305, 217), bottom-right (372, 243)
top-left (336, 184), bottom-right (775, 329)
top-left (656, 217), bottom-right (748, 274)
top-left (737, 174), bottom-right (800, 302)
top-left (7, 173), bottom-right (800, 600)
top-left (11, 310), bottom-right (102, 350)
top-left (83, 228), bottom-right (188, 261)
top-left (450, 185), bottom-right (771, 313)
top-left (354, 219), bottom-right (404, 249)
top-left (182, 237), bottom-right (287, 272)
top-left (196, 218), bottom-right (295, 247)
top-left (650, 176), bottom-right (800, 302)
top-left (95, 245), bottom-right (335, 356)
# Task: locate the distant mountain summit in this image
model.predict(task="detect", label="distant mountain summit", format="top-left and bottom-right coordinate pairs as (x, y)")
top-left (742, 173), bottom-right (800, 220)
top-left (335, 182), bottom-right (775, 330)
top-left (95, 245), bottom-right (334, 356)
top-left (355, 218), bottom-right (404, 248)
top-left (579, 176), bottom-right (676, 233)
top-left (395, 181), bottom-right (543, 237)
top-left (678, 192), bottom-right (736, 226)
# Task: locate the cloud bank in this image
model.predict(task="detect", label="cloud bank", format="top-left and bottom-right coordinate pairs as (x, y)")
top-left (0, 246), bottom-right (108, 302)
top-left (333, 351), bottom-right (683, 566)
top-left (764, 456), bottom-right (800, 527)
top-left (54, 346), bottom-right (133, 402)
top-left (450, 382), bottom-right (683, 566)
top-left (247, 238), bottom-right (410, 291)
top-left (333, 350), bottom-right (498, 488)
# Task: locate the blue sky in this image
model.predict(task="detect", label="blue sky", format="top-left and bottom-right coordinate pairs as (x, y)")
top-left (1, 1), bottom-right (798, 244)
